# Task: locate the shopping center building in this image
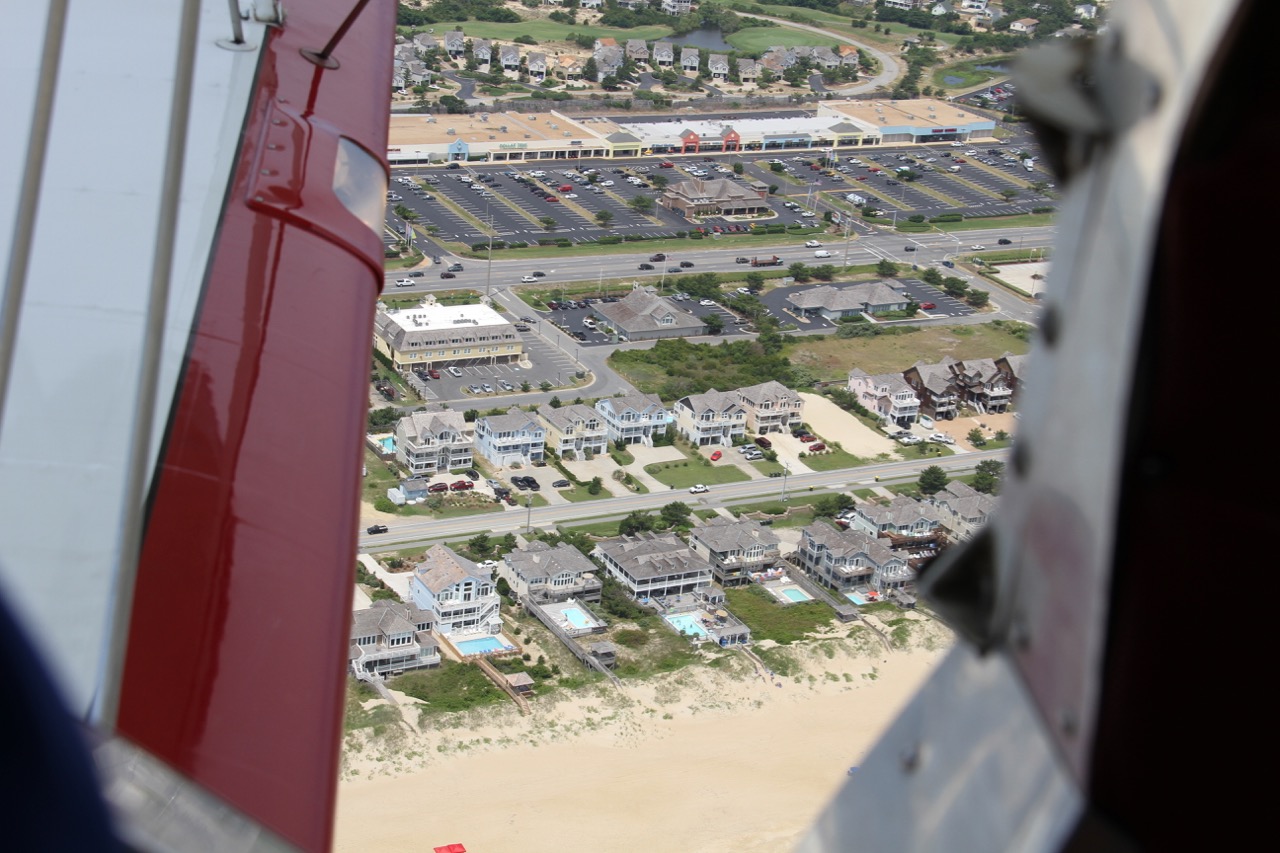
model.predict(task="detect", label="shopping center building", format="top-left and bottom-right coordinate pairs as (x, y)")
top-left (385, 99), bottom-right (998, 165)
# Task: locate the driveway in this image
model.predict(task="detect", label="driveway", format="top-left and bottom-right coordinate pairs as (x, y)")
top-left (561, 452), bottom-right (630, 497)
top-left (625, 443), bottom-right (689, 493)
top-left (357, 554), bottom-right (412, 600)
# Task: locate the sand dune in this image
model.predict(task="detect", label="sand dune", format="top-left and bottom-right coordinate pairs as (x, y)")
top-left (335, 622), bottom-right (949, 852)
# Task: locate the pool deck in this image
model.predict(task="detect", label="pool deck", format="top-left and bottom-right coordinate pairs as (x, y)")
top-left (443, 630), bottom-right (521, 661)
top-left (539, 598), bottom-right (607, 637)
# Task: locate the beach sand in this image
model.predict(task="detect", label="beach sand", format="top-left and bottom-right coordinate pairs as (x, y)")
top-left (335, 622), bottom-right (949, 852)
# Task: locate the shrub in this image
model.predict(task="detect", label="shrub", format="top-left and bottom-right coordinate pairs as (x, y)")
top-left (373, 496), bottom-right (396, 513)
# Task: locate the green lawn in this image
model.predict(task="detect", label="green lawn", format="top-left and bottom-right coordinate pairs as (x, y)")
top-left (931, 55), bottom-right (1016, 91)
top-left (798, 449), bottom-right (867, 472)
top-left (726, 25), bottom-right (827, 53)
top-left (390, 660), bottom-right (507, 715)
top-left (450, 21), bottom-right (673, 43)
top-left (559, 519), bottom-right (627, 537)
top-left (752, 459), bottom-right (785, 476)
top-left (934, 212), bottom-right (1056, 232)
top-left (458, 229), bottom-right (845, 263)
top-left (558, 485), bottom-right (611, 503)
top-left (645, 460), bottom-right (751, 489)
top-left (725, 585), bottom-right (836, 645)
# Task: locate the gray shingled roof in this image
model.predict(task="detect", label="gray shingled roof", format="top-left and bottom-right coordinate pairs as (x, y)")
top-left (677, 388), bottom-right (744, 418)
top-left (504, 540), bottom-right (597, 582)
top-left (857, 496), bottom-right (943, 530)
top-left (596, 289), bottom-right (706, 335)
top-left (803, 522), bottom-right (897, 566)
top-left (787, 282), bottom-right (906, 312)
top-left (736, 380), bottom-right (799, 408)
top-left (399, 408), bottom-right (469, 442)
top-left (351, 600), bottom-right (433, 643)
top-left (480, 407), bottom-right (543, 435)
top-left (536, 403), bottom-right (601, 435)
top-left (596, 533), bottom-right (712, 580)
top-left (414, 544), bottom-right (485, 594)
top-left (692, 516), bottom-right (780, 553)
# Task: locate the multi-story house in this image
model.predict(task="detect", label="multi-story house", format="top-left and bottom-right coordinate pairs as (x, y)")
top-left (995, 352), bottom-right (1029, 403)
top-left (626, 39), bottom-right (649, 64)
top-left (1010, 18), bottom-right (1040, 35)
top-left (349, 601), bottom-right (440, 679)
top-left (661, 0), bottom-right (691, 14)
top-left (811, 47), bottom-right (840, 70)
top-left (594, 45), bottom-right (624, 81)
top-left (595, 393), bottom-right (670, 446)
top-left (689, 517), bottom-right (781, 587)
top-left (557, 55), bottom-right (585, 80)
top-left (736, 380), bottom-right (804, 435)
top-left (930, 481), bottom-right (997, 540)
top-left (652, 43), bottom-right (675, 69)
top-left (592, 532), bottom-right (713, 600)
top-left (946, 357), bottom-right (1013, 414)
top-left (497, 541), bottom-right (603, 603)
top-left (737, 58), bottom-right (759, 83)
top-left (848, 368), bottom-right (920, 429)
top-left (537, 403), bottom-right (608, 459)
top-left (472, 38), bottom-right (492, 66)
top-left (409, 545), bottom-right (501, 636)
top-left (902, 360), bottom-right (961, 420)
top-left (443, 30), bottom-right (466, 59)
top-left (394, 409), bottom-right (473, 476)
top-left (372, 302), bottom-right (522, 374)
top-left (681, 48), bottom-right (700, 75)
top-left (527, 51), bottom-right (548, 82)
top-left (499, 44), bottom-right (521, 72)
top-left (850, 496), bottom-right (943, 538)
top-left (796, 523), bottom-right (912, 594)
top-left (673, 388), bottom-right (746, 447)
top-left (837, 45), bottom-right (861, 68)
top-left (475, 407), bottom-right (545, 467)
top-left (708, 54), bottom-right (729, 81)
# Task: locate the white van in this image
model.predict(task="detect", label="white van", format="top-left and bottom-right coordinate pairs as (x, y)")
top-left (813, 250), bottom-right (832, 259)
top-left (948, 166), bottom-right (961, 172)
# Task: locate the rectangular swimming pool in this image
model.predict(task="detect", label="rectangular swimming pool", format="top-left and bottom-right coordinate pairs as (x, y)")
top-left (455, 636), bottom-right (506, 655)
top-left (563, 607), bottom-right (594, 629)
top-left (378, 436), bottom-right (395, 453)
top-left (665, 613), bottom-right (709, 638)
top-left (845, 592), bottom-right (868, 606)
top-left (781, 588), bottom-right (812, 603)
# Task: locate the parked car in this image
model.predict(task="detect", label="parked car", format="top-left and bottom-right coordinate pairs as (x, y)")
top-left (799, 434), bottom-right (818, 443)
top-left (710, 450), bottom-right (723, 461)
top-left (447, 366), bottom-right (463, 377)
top-left (525, 478), bottom-right (541, 491)
top-left (929, 433), bottom-right (956, 444)
top-left (551, 479), bottom-right (570, 488)
top-left (689, 484), bottom-right (709, 494)
top-left (754, 436), bottom-right (772, 449)
top-left (428, 368), bottom-right (440, 379)
top-left (428, 482), bottom-right (449, 493)
top-left (450, 480), bottom-right (473, 491)
top-left (366, 524), bottom-right (388, 535)
top-left (920, 302), bottom-right (937, 310)
top-left (808, 443), bottom-right (826, 452)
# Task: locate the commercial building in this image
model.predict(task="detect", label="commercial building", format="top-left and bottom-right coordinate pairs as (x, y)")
top-left (373, 302), bottom-right (521, 374)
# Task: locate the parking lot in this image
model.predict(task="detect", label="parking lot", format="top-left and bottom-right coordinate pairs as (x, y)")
top-left (386, 132), bottom-right (1047, 251)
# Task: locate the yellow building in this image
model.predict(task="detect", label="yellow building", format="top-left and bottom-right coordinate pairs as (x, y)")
top-left (373, 302), bottom-right (522, 373)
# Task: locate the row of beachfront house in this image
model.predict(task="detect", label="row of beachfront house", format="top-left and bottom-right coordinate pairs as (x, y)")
top-left (848, 354), bottom-right (1027, 427)
top-left (391, 380), bottom-right (803, 476)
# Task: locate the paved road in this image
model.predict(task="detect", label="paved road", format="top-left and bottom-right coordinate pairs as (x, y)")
top-left (358, 449), bottom-right (1006, 550)
top-left (736, 12), bottom-right (901, 94)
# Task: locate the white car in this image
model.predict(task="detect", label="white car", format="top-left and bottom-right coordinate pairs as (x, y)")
top-left (394, 278), bottom-right (414, 287)
top-left (813, 250), bottom-right (832, 258)
top-left (564, 193), bottom-right (578, 198)
top-left (929, 433), bottom-right (956, 444)
top-left (689, 484), bottom-right (709, 494)
top-left (805, 240), bottom-right (822, 248)
top-left (600, 180), bottom-right (614, 186)
top-left (521, 275), bottom-right (537, 283)
top-left (699, 299), bottom-right (716, 307)
top-left (800, 211), bottom-right (816, 218)
top-left (971, 245), bottom-right (987, 250)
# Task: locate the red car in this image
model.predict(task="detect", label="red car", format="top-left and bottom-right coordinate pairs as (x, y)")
top-left (449, 480), bottom-right (473, 491)
top-left (545, 196), bottom-right (558, 203)
top-left (659, 161), bottom-right (674, 168)
top-left (808, 443), bottom-right (827, 452)
top-left (428, 483), bottom-right (448, 493)
top-left (855, 176), bottom-right (868, 181)
top-left (427, 368), bottom-right (440, 379)
top-left (710, 450), bottom-right (722, 461)
top-left (799, 434), bottom-right (818, 443)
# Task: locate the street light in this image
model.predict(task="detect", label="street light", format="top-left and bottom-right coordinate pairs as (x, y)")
top-left (484, 205), bottom-right (494, 303)
top-left (781, 460), bottom-right (790, 502)
top-left (525, 495), bottom-right (533, 534)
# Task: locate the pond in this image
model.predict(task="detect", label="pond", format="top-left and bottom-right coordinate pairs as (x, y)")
top-left (659, 26), bottom-right (734, 53)
top-left (974, 63), bottom-right (1010, 73)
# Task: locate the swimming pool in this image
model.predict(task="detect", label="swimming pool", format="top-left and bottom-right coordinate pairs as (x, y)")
top-left (665, 613), bottom-right (709, 638)
top-left (378, 436), bottom-right (395, 453)
top-left (563, 607), bottom-right (594, 629)
top-left (845, 592), bottom-right (868, 606)
top-left (455, 636), bottom-right (506, 655)
top-left (781, 588), bottom-right (812, 603)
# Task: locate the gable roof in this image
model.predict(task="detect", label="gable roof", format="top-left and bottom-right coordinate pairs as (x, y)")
top-left (504, 540), bottom-right (598, 581)
top-left (479, 406), bottom-right (544, 434)
top-left (398, 408), bottom-right (469, 441)
top-left (537, 403), bottom-right (602, 434)
top-left (596, 289), bottom-right (706, 334)
top-left (414, 544), bottom-right (486, 594)
top-left (691, 517), bottom-right (780, 554)
top-left (787, 282), bottom-right (906, 312)
top-left (677, 388), bottom-right (744, 418)
top-left (736, 380), bottom-right (801, 408)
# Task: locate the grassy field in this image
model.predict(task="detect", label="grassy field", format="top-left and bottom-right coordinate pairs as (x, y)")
top-left (935, 212), bottom-right (1056, 232)
top-left (797, 448), bottom-right (868, 472)
top-left (931, 56), bottom-right (1015, 90)
top-left (725, 585), bottom-right (835, 645)
top-left (558, 484), bottom-right (611, 503)
top-left (458, 229), bottom-right (849, 263)
top-left (390, 660), bottom-right (508, 715)
top-left (785, 322), bottom-right (1032, 380)
top-left (559, 518), bottom-right (627, 538)
top-left (606, 614), bottom-right (701, 679)
top-left (645, 459), bottom-right (751, 489)
top-left (726, 25), bottom-right (828, 53)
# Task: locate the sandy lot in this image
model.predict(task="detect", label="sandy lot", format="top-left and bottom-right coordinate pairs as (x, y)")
top-left (993, 260), bottom-right (1051, 298)
top-left (335, 623), bottom-right (951, 853)
top-left (795, 392), bottom-right (897, 458)
top-left (932, 411), bottom-right (1019, 450)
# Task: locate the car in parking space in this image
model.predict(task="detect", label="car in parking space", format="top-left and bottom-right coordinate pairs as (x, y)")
top-left (698, 298), bottom-right (716, 307)
top-left (799, 211), bottom-right (816, 218)
top-left (929, 433), bottom-right (955, 445)
top-left (920, 302), bottom-right (937, 310)
top-left (710, 450), bottom-right (722, 461)
top-left (808, 443), bottom-right (826, 452)
top-left (464, 469), bottom-right (480, 480)
top-left (551, 479), bottom-right (570, 488)
top-left (467, 384), bottom-right (481, 394)
top-left (743, 450), bottom-right (763, 461)
top-left (447, 366), bottom-right (463, 377)
top-left (428, 482), bottom-right (449, 493)
top-left (545, 196), bottom-right (559, 203)
top-left (499, 380), bottom-right (514, 391)
top-left (689, 484), bottom-right (709, 494)
top-left (366, 524), bottom-right (388, 535)
top-left (639, 263), bottom-right (654, 270)
top-left (428, 368), bottom-right (440, 379)
top-left (450, 480), bottom-right (473, 492)
top-left (754, 436), bottom-right (772, 449)
top-left (998, 238), bottom-right (1013, 245)
top-left (897, 434), bottom-right (922, 446)
top-left (481, 383), bottom-right (493, 393)
top-left (521, 275), bottom-right (537, 283)
top-left (679, 261), bottom-right (694, 268)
